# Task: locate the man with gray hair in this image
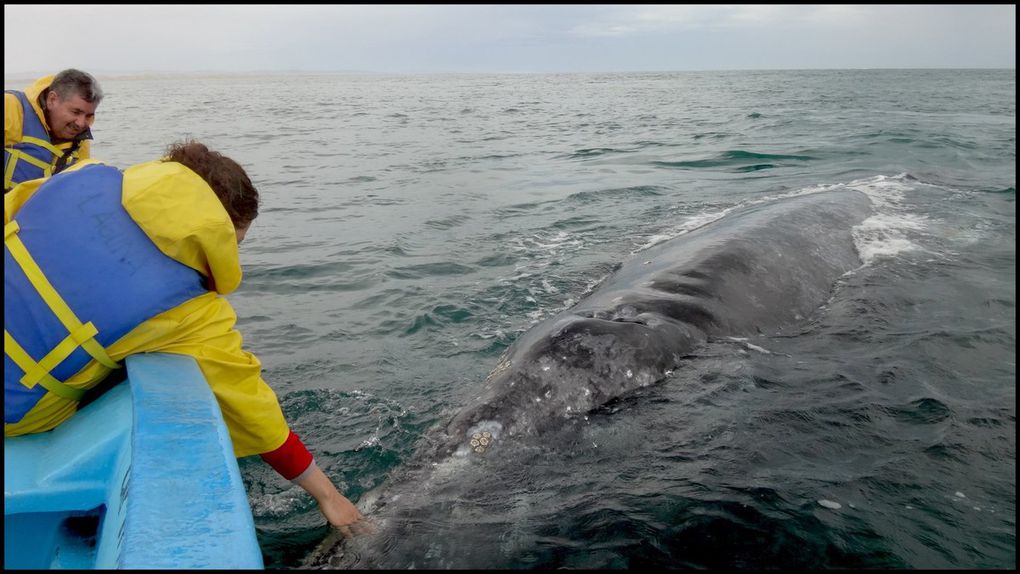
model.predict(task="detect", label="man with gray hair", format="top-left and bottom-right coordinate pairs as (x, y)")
top-left (4, 68), bottom-right (104, 192)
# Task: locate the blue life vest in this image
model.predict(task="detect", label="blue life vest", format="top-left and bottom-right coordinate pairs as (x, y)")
top-left (3, 90), bottom-right (89, 193)
top-left (4, 163), bottom-right (209, 423)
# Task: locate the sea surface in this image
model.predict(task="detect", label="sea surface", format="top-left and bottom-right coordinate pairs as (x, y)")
top-left (8, 69), bottom-right (1014, 569)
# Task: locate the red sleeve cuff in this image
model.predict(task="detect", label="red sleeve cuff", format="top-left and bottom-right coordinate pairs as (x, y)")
top-left (259, 430), bottom-right (314, 480)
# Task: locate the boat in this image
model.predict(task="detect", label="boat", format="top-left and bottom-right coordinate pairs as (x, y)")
top-left (4, 352), bottom-right (265, 569)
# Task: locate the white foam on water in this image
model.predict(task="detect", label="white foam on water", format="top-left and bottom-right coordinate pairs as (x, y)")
top-left (845, 174), bottom-right (935, 265)
top-left (818, 499), bottom-right (842, 510)
top-left (634, 207), bottom-right (738, 252)
top-left (250, 486), bottom-right (307, 518)
top-left (723, 336), bottom-right (771, 354)
top-left (761, 173), bottom-right (934, 267)
top-left (525, 309), bottom-right (546, 322)
top-left (852, 212), bottom-right (929, 265)
top-left (359, 436), bottom-right (382, 449)
top-left (500, 231), bottom-right (589, 325)
top-left (633, 173), bottom-right (933, 259)
top-left (510, 230), bottom-right (585, 257)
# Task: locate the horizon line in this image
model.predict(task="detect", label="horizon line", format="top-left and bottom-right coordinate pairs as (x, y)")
top-left (4, 65), bottom-right (1016, 81)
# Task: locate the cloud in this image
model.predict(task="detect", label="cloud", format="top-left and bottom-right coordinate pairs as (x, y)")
top-left (4, 4), bottom-right (1015, 75)
top-left (566, 5), bottom-right (1014, 40)
top-left (567, 5), bottom-right (800, 37)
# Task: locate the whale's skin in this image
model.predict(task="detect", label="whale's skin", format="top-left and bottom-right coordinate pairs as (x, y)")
top-left (306, 189), bottom-right (873, 568)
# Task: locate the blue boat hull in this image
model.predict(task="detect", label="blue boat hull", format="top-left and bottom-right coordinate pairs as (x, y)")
top-left (4, 353), bottom-right (264, 569)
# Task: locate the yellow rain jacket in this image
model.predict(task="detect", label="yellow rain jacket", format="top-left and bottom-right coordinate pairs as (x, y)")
top-left (4, 75), bottom-right (93, 191)
top-left (4, 159), bottom-right (290, 457)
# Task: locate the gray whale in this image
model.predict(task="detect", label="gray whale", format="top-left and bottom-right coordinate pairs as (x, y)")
top-left (434, 188), bottom-right (872, 459)
top-left (306, 189), bottom-right (873, 568)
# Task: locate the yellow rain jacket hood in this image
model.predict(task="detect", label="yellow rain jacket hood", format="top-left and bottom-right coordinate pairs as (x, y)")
top-left (121, 160), bottom-right (243, 295)
top-left (4, 75), bottom-right (54, 147)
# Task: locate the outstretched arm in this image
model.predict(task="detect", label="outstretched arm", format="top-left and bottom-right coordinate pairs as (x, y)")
top-left (293, 463), bottom-right (366, 536)
top-left (260, 430), bottom-right (368, 536)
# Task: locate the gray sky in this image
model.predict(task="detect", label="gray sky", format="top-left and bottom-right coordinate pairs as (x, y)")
top-left (4, 4), bottom-right (1016, 77)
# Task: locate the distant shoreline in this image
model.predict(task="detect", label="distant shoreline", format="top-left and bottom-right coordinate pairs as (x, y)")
top-left (3, 70), bottom-right (381, 82)
top-left (5, 67), bottom-right (1015, 84)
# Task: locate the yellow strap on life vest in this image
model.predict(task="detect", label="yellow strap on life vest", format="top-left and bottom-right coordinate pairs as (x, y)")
top-left (5, 151), bottom-right (51, 191)
top-left (4, 155), bottom-right (15, 190)
top-left (19, 321), bottom-right (104, 388)
top-left (4, 221), bottom-right (120, 375)
top-left (4, 138), bottom-right (58, 190)
top-left (20, 136), bottom-right (64, 158)
top-left (8, 148), bottom-right (55, 171)
top-left (4, 331), bottom-right (87, 401)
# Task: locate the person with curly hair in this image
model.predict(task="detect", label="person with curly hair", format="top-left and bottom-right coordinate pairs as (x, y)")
top-left (4, 140), bottom-right (366, 535)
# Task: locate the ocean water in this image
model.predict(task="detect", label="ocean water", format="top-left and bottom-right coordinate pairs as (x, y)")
top-left (7, 69), bottom-right (1014, 568)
